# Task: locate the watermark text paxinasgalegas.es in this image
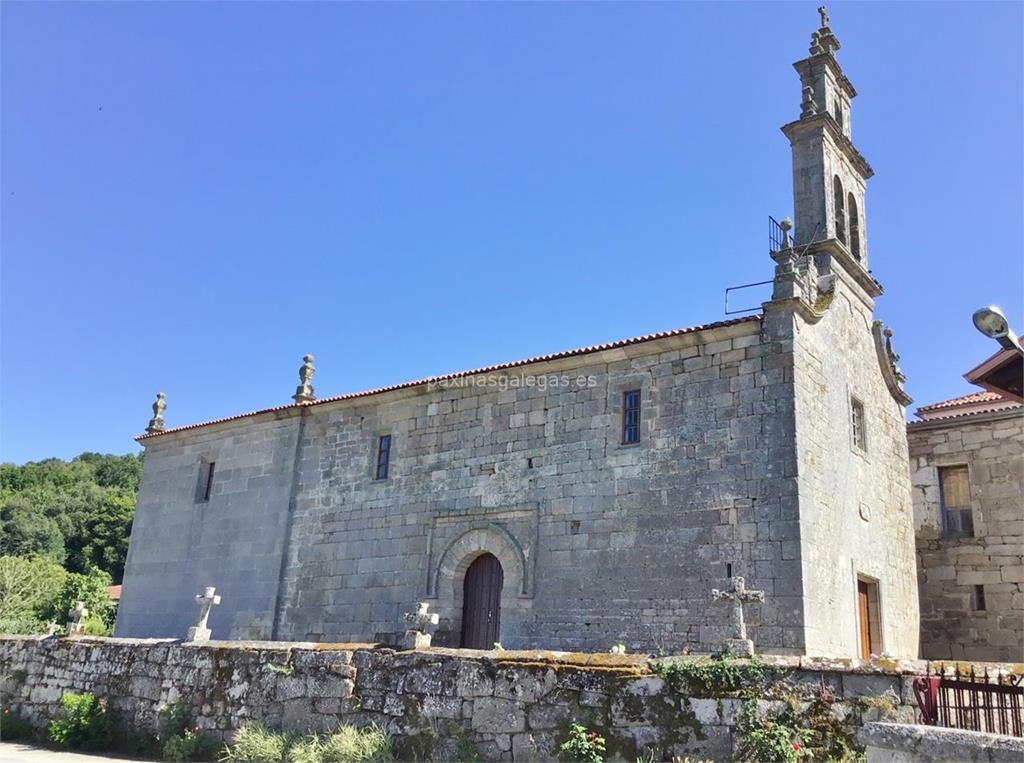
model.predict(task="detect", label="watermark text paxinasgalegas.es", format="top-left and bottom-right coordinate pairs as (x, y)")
top-left (428, 373), bottom-right (598, 392)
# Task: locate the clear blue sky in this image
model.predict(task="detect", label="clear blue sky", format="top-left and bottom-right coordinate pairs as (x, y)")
top-left (2, 2), bottom-right (1021, 464)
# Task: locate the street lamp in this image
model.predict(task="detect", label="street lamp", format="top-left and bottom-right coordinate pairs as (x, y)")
top-left (972, 306), bottom-right (1024, 357)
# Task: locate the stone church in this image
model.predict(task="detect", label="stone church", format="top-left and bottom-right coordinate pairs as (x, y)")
top-left (116, 12), bottom-right (920, 659)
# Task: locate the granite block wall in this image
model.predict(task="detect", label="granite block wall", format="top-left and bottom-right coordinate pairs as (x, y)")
top-left (276, 318), bottom-right (806, 653)
top-left (786, 268), bottom-right (919, 660)
top-left (909, 410), bottom-right (1024, 662)
top-left (0, 636), bottom-right (969, 762)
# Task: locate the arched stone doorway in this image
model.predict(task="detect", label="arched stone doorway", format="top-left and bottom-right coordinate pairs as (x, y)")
top-left (428, 523), bottom-right (534, 648)
top-left (460, 553), bottom-right (503, 649)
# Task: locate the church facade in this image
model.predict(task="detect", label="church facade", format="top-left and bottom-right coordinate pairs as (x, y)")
top-left (116, 13), bottom-right (920, 659)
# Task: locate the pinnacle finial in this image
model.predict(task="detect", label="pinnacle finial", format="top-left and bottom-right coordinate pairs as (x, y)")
top-left (293, 354), bottom-right (316, 404)
top-left (809, 14), bottom-right (840, 57)
top-left (146, 392), bottom-right (166, 434)
top-left (780, 217), bottom-right (793, 248)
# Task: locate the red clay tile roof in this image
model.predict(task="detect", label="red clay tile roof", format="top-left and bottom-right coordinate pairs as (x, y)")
top-left (136, 314), bottom-right (762, 442)
top-left (917, 391), bottom-right (1006, 412)
top-left (911, 390), bottom-right (1022, 424)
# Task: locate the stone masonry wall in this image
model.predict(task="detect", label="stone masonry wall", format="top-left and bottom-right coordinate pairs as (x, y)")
top-left (908, 410), bottom-right (1024, 662)
top-left (786, 269), bottom-right (919, 659)
top-left (0, 636), bottom-right (981, 762)
top-left (116, 415), bottom-right (302, 642)
top-left (120, 316), bottom-right (817, 655)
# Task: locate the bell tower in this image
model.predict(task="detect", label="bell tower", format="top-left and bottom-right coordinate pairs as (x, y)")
top-left (782, 7), bottom-right (875, 283)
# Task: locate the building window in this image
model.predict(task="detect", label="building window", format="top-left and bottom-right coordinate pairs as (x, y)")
top-left (972, 585), bottom-right (986, 612)
top-left (622, 390), bottom-right (641, 444)
top-left (197, 461), bottom-right (215, 503)
top-left (850, 397), bottom-right (867, 452)
top-left (847, 193), bottom-right (861, 260)
top-left (833, 175), bottom-right (846, 244)
top-left (939, 465), bottom-right (974, 538)
top-left (375, 435), bottom-right (392, 480)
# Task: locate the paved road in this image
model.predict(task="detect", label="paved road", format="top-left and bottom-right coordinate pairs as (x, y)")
top-left (0, 743), bottom-right (156, 762)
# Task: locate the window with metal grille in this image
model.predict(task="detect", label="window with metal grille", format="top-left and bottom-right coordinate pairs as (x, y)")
top-left (375, 435), bottom-right (392, 480)
top-left (939, 465), bottom-right (974, 538)
top-left (622, 390), bottom-right (641, 444)
top-left (850, 397), bottom-right (867, 452)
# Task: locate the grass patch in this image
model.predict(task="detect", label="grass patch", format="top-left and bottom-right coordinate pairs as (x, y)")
top-left (221, 723), bottom-right (393, 763)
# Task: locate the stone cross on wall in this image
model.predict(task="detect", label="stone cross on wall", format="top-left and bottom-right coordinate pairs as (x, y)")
top-left (401, 601), bottom-right (439, 650)
top-left (293, 355), bottom-right (316, 404)
top-left (67, 601), bottom-right (89, 636)
top-left (186, 586), bottom-right (221, 643)
top-left (711, 576), bottom-right (764, 657)
top-left (146, 392), bottom-right (166, 434)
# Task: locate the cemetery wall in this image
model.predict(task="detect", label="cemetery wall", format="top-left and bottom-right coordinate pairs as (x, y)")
top-left (858, 721), bottom-right (1024, 763)
top-left (1, 636), bottom-right (998, 762)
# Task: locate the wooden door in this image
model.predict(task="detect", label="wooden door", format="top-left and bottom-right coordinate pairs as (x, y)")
top-left (858, 580), bottom-right (873, 659)
top-left (460, 554), bottom-right (503, 649)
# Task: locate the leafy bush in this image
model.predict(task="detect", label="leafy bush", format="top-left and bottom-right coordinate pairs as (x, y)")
top-left (653, 654), bottom-right (778, 697)
top-left (163, 729), bottom-right (216, 762)
top-left (220, 724), bottom-right (393, 763)
top-left (734, 700), bottom-right (813, 763)
top-left (47, 692), bottom-right (112, 750)
top-left (158, 703), bottom-right (216, 761)
top-left (558, 723), bottom-right (606, 763)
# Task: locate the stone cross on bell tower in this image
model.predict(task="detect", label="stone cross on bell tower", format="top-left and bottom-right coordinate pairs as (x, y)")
top-left (782, 6), bottom-right (876, 281)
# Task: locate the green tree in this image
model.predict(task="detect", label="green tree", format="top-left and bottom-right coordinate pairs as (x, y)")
top-left (77, 494), bottom-right (134, 581)
top-left (0, 452), bottom-right (142, 582)
top-left (0, 496), bottom-right (66, 562)
top-left (46, 567), bottom-right (116, 633)
top-left (0, 555), bottom-right (68, 633)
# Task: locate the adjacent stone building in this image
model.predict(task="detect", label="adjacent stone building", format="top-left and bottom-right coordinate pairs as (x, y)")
top-left (909, 384), bottom-right (1024, 662)
top-left (116, 13), bottom-right (921, 659)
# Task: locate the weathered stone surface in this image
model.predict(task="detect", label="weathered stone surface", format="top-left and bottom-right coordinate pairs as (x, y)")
top-left (471, 698), bottom-right (527, 734)
top-left (6, 611), bottom-right (996, 759)
top-left (859, 721), bottom-right (1024, 763)
top-left (908, 410), bottom-right (1024, 663)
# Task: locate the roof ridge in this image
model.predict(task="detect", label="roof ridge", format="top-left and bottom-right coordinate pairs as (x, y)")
top-left (137, 314), bottom-right (763, 441)
top-left (917, 390), bottom-right (1005, 412)
top-left (908, 405), bottom-right (1023, 426)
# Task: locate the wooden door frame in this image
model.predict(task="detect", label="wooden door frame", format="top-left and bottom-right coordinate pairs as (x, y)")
top-left (854, 573), bottom-right (883, 659)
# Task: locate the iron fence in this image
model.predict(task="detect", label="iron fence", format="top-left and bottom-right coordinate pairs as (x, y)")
top-left (913, 665), bottom-right (1024, 738)
top-left (769, 215), bottom-right (787, 253)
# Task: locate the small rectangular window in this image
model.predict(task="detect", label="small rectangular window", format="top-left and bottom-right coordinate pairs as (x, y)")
top-left (850, 397), bottom-right (867, 452)
top-left (375, 435), bottom-right (392, 480)
top-left (197, 461), bottom-right (215, 503)
top-left (939, 465), bottom-right (974, 538)
top-left (622, 390), bottom-right (641, 444)
top-left (972, 585), bottom-right (986, 612)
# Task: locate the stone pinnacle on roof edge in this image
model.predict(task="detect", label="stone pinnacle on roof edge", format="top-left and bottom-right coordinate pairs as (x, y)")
top-left (134, 314), bottom-right (763, 442)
